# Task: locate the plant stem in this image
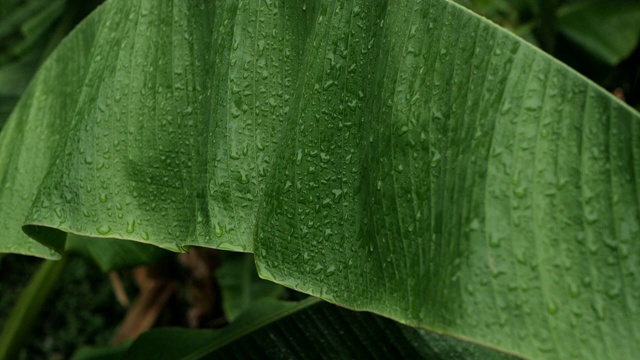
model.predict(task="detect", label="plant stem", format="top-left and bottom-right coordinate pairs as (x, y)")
top-left (534, 0), bottom-right (558, 54)
top-left (0, 256), bottom-right (69, 360)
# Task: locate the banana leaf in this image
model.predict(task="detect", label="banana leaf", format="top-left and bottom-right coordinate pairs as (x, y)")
top-left (1, 0), bottom-right (639, 358)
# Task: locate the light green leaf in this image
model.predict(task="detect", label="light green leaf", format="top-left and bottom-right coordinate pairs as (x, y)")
top-left (0, 0), bottom-right (639, 359)
top-left (557, 0), bottom-right (640, 65)
top-left (124, 298), bottom-right (518, 360)
top-left (215, 252), bottom-right (286, 322)
top-left (65, 234), bottom-right (171, 272)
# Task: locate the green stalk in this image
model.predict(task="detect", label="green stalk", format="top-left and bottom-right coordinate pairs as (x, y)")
top-left (0, 257), bottom-right (69, 360)
top-left (534, 0), bottom-right (558, 54)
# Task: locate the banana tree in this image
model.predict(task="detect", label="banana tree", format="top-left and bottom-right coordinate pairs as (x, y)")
top-left (1, 0), bottom-right (639, 359)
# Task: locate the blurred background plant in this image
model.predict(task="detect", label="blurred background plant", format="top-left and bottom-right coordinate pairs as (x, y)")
top-left (454, 0), bottom-right (640, 108)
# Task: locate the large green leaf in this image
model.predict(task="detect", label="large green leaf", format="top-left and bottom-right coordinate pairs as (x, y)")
top-left (1, 0), bottom-right (312, 258)
top-left (1, 0), bottom-right (639, 358)
top-left (254, 1), bottom-right (640, 358)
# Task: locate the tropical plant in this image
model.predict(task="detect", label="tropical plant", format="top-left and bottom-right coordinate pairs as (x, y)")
top-left (1, 0), bottom-right (640, 359)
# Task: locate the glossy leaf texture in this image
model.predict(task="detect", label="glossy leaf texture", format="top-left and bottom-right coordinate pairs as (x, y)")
top-left (0, 0), bottom-right (313, 258)
top-left (0, 0), bottom-right (639, 359)
top-left (253, 1), bottom-right (640, 359)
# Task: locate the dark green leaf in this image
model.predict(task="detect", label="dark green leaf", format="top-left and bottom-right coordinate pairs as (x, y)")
top-left (254, 1), bottom-right (640, 359)
top-left (70, 342), bottom-right (129, 360)
top-left (125, 298), bottom-right (519, 360)
top-left (0, 0), bottom-right (638, 358)
top-left (557, 0), bottom-right (640, 65)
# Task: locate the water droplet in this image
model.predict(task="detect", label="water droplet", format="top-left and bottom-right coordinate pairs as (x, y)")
top-left (311, 264), bottom-right (324, 274)
top-left (469, 218), bottom-right (481, 231)
top-left (466, 284), bottom-right (474, 294)
top-left (592, 301), bottom-right (605, 320)
top-left (524, 98), bottom-right (541, 111)
top-left (584, 209), bottom-right (598, 224)
top-left (331, 189), bottom-right (343, 203)
top-left (215, 223), bottom-right (223, 237)
top-left (606, 288), bottom-right (620, 299)
top-left (547, 301), bottom-right (558, 314)
top-left (569, 283), bottom-right (581, 298)
top-left (283, 181), bottom-right (293, 193)
top-left (127, 219), bottom-right (136, 234)
top-left (430, 151), bottom-right (441, 168)
top-left (295, 149), bottom-right (303, 165)
top-left (239, 171), bottom-right (250, 184)
top-left (99, 193), bottom-right (108, 203)
top-left (325, 265), bottom-right (336, 276)
top-left (97, 225), bottom-right (111, 235)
